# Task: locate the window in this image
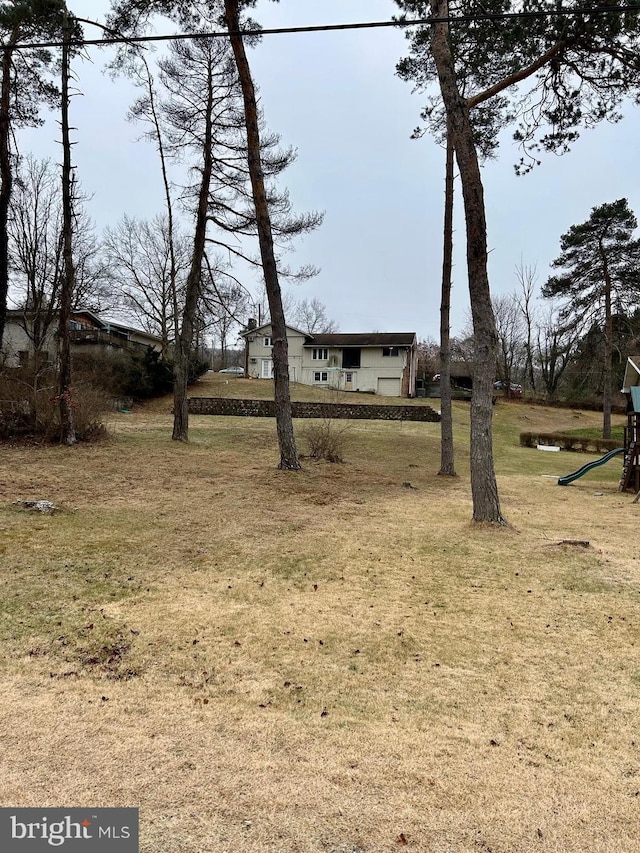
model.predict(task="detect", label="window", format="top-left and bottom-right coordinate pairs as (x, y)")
top-left (382, 347), bottom-right (400, 357)
top-left (312, 348), bottom-right (328, 360)
top-left (342, 348), bottom-right (361, 369)
top-left (314, 371), bottom-right (328, 383)
top-left (345, 372), bottom-right (353, 383)
top-left (263, 336), bottom-right (273, 347)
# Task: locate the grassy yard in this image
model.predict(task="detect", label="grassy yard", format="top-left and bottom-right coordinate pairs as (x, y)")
top-left (0, 377), bottom-right (638, 852)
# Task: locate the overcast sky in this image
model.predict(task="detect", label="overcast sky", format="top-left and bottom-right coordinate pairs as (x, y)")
top-left (18, 0), bottom-right (640, 341)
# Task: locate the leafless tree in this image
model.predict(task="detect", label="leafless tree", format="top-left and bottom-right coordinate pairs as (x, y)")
top-left (290, 297), bottom-right (338, 334)
top-left (534, 301), bottom-right (578, 401)
top-left (103, 214), bottom-right (190, 356)
top-left (493, 293), bottom-right (525, 396)
top-left (514, 260), bottom-right (538, 392)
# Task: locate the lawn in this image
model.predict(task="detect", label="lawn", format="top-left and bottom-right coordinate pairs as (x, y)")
top-left (0, 379), bottom-right (638, 852)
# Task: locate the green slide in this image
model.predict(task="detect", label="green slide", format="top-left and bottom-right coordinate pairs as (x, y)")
top-left (557, 447), bottom-right (625, 486)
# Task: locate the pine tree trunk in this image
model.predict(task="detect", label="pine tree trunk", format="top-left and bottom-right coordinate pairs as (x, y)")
top-left (429, 0), bottom-right (504, 523)
top-left (172, 55), bottom-right (215, 442)
top-left (225, 0), bottom-right (300, 470)
top-left (0, 31), bottom-right (17, 351)
top-left (58, 17), bottom-right (76, 446)
top-left (601, 244), bottom-right (613, 439)
top-left (439, 127), bottom-right (456, 477)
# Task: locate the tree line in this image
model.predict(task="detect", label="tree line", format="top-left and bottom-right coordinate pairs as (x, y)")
top-left (0, 0), bottom-right (336, 457)
top-left (420, 195), bottom-right (640, 431)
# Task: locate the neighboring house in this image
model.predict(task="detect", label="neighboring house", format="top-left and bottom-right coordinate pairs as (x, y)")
top-left (426, 362), bottom-right (474, 398)
top-left (241, 322), bottom-right (418, 397)
top-left (2, 308), bottom-right (162, 368)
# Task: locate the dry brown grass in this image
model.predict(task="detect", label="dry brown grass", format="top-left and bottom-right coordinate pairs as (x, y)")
top-left (0, 384), bottom-right (638, 852)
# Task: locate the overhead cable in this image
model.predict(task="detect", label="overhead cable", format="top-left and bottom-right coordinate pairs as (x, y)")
top-left (5, 4), bottom-right (640, 51)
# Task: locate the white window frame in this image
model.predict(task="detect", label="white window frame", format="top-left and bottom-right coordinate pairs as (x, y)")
top-left (382, 346), bottom-right (400, 357)
top-left (314, 371), bottom-right (328, 383)
top-left (263, 336), bottom-right (273, 347)
top-left (312, 348), bottom-right (328, 361)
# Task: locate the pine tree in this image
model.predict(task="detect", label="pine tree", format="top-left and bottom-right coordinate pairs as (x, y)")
top-left (543, 199), bottom-right (640, 437)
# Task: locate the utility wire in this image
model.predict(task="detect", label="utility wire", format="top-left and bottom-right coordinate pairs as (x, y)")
top-left (5, 4), bottom-right (640, 51)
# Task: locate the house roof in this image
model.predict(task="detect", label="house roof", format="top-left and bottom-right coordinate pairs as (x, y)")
top-left (240, 322), bottom-right (309, 338)
top-left (6, 308), bottom-right (162, 345)
top-left (622, 356), bottom-right (640, 394)
top-left (303, 332), bottom-right (417, 348)
top-left (240, 324), bottom-right (417, 348)
top-left (73, 309), bottom-right (162, 344)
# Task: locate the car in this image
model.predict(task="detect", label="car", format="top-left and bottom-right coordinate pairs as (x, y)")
top-left (219, 366), bottom-right (245, 376)
top-left (493, 380), bottom-right (522, 397)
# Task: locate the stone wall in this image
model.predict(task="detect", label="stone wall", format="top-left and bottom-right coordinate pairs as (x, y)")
top-left (188, 397), bottom-right (441, 422)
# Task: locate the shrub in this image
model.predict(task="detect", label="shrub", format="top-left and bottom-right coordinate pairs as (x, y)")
top-left (302, 420), bottom-right (350, 463)
top-left (519, 431), bottom-right (623, 453)
top-left (0, 367), bottom-right (109, 442)
top-left (73, 348), bottom-right (173, 401)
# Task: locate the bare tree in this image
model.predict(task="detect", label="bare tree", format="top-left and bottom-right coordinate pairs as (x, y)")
top-left (493, 293), bottom-right (525, 396)
top-left (104, 214), bottom-right (190, 356)
top-left (534, 301), bottom-right (578, 401)
top-left (514, 260), bottom-right (538, 392)
top-left (291, 297), bottom-right (338, 334)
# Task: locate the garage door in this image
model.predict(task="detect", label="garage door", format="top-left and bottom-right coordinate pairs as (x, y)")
top-left (377, 377), bottom-right (401, 397)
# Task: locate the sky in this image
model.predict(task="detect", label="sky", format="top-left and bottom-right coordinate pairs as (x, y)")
top-left (17, 0), bottom-right (640, 342)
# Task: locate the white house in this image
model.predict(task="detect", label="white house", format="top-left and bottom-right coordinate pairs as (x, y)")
top-left (241, 323), bottom-right (418, 398)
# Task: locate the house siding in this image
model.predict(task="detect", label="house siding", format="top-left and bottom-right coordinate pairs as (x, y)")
top-left (244, 325), bottom-right (417, 397)
top-left (2, 311), bottom-right (162, 368)
top-left (246, 324), bottom-right (305, 382)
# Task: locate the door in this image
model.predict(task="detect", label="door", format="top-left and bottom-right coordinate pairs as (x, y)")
top-left (377, 377), bottom-right (401, 397)
top-left (261, 358), bottom-right (273, 379)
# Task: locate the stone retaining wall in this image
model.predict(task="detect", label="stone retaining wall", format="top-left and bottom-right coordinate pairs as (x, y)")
top-left (188, 397), bottom-right (441, 422)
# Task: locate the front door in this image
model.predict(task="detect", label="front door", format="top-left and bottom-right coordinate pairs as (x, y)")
top-left (261, 358), bottom-right (273, 379)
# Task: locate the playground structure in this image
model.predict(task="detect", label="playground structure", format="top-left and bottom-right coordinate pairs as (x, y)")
top-left (620, 357), bottom-right (640, 492)
top-left (557, 355), bottom-right (640, 490)
top-left (557, 447), bottom-right (625, 487)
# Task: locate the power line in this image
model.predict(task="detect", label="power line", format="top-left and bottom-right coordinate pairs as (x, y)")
top-left (5, 4), bottom-right (640, 51)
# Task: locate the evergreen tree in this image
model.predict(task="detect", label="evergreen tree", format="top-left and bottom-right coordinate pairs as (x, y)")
top-left (0, 0), bottom-right (68, 349)
top-left (542, 199), bottom-right (640, 437)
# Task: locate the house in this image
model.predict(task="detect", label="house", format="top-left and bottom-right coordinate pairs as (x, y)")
top-left (2, 308), bottom-right (162, 368)
top-left (241, 322), bottom-right (418, 397)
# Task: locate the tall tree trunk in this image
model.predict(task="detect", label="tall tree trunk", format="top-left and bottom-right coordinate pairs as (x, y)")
top-left (224, 0), bottom-right (300, 471)
top-left (58, 14), bottom-right (76, 446)
top-left (172, 59), bottom-right (215, 442)
top-left (429, 0), bottom-right (504, 523)
top-left (140, 58), bottom-right (180, 358)
top-left (0, 30), bottom-right (18, 350)
top-left (439, 126), bottom-right (456, 476)
top-left (600, 243), bottom-right (613, 439)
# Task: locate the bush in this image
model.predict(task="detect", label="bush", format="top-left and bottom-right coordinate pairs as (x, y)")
top-left (73, 348), bottom-right (173, 401)
top-left (519, 431), bottom-right (623, 453)
top-left (302, 420), bottom-right (350, 462)
top-left (0, 367), bottom-right (108, 442)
